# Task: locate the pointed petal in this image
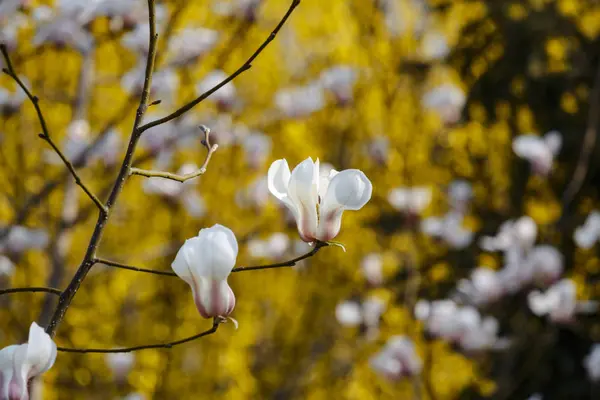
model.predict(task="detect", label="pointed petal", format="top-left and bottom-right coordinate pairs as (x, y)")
top-left (23, 322), bottom-right (56, 377)
top-left (287, 157), bottom-right (320, 241)
top-left (316, 169), bottom-right (372, 241)
top-left (267, 159), bottom-right (299, 218)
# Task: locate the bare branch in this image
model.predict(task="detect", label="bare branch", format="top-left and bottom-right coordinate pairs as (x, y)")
top-left (0, 45), bottom-right (107, 213)
top-left (93, 242), bottom-right (327, 276)
top-left (57, 318), bottom-right (220, 353)
top-left (136, 0), bottom-right (301, 135)
top-left (45, 0), bottom-right (160, 337)
top-left (0, 287), bottom-right (62, 297)
top-left (130, 126), bottom-right (218, 182)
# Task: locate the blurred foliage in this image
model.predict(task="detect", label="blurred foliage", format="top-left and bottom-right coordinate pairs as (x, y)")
top-left (1, 0), bottom-right (600, 399)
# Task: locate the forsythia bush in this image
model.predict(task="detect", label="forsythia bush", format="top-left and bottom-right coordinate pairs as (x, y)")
top-left (1, 0), bottom-right (600, 399)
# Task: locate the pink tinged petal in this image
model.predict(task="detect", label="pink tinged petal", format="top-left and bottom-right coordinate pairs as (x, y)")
top-left (24, 323), bottom-right (56, 378)
top-left (316, 169), bottom-right (372, 241)
top-left (193, 278), bottom-right (235, 318)
top-left (286, 158), bottom-right (320, 242)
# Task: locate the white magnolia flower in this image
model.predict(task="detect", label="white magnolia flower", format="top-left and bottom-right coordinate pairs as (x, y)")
top-left (574, 211), bottom-right (600, 249)
top-left (480, 216), bottom-right (537, 252)
top-left (267, 158), bottom-right (372, 242)
top-left (319, 65), bottom-right (358, 104)
top-left (172, 225), bottom-right (238, 319)
top-left (528, 245), bottom-right (564, 285)
top-left (421, 211), bottom-right (473, 249)
top-left (370, 336), bottom-right (422, 380)
top-left (0, 255), bottom-right (15, 277)
top-left (420, 31), bottom-right (450, 61)
top-left (361, 253), bottom-right (384, 286)
top-left (366, 136), bottom-right (389, 166)
top-left (247, 233), bottom-right (290, 260)
top-left (240, 132), bottom-right (271, 169)
top-left (274, 84), bottom-right (326, 118)
top-left (105, 352), bottom-right (134, 380)
top-left (388, 186), bottom-right (431, 215)
top-left (335, 301), bottom-right (362, 326)
top-left (213, 0), bottom-right (261, 20)
top-left (584, 344), bottom-right (600, 381)
top-left (528, 279), bottom-right (577, 323)
top-left (448, 180), bottom-right (473, 211)
top-left (512, 131), bottom-right (562, 176)
top-left (0, 226), bottom-right (49, 254)
top-left (196, 70), bottom-right (237, 109)
top-left (235, 177), bottom-right (270, 210)
top-left (0, 322), bottom-right (57, 400)
top-left (422, 83), bottom-right (466, 125)
top-left (457, 267), bottom-right (504, 305)
top-left (167, 28), bottom-right (219, 66)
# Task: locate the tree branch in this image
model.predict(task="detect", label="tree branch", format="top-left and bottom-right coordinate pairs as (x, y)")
top-left (129, 126), bottom-right (218, 182)
top-left (57, 319), bottom-right (220, 353)
top-left (0, 45), bottom-right (107, 213)
top-left (136, 0), bottom-right (301, 135)
top-left (93, 242), bottom-right (327, 276)
top-left (0, 287), bottom-right (62, 297)
top-left (45, 0), bottom-right (160, 337)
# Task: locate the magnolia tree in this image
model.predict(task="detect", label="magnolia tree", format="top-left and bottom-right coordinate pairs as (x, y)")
top-left (1, 0), bottom-right (600, 399)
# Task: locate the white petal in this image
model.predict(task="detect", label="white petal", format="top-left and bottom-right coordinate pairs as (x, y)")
top-left (287, 158), bottom-right (320, 241)
top-left (24, 322), bottom-right (57, 377)
top-left (335, 302), bottom-right (362, 326)
top-left (544, 130), bottom-right (562, 155)
top-left (528, 290), bottom-right (550, 316)
top-left (316, 169), bottom-right (372, 241)
top-left (267, 159), bottom-right (298, 216)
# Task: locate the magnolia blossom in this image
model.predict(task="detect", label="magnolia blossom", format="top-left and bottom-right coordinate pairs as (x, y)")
top-left (370, 336), bottom-right (422, 380)
top-left (584, 344), bottom-right (600, 381)
top-left (512, 131), bottom-right (562, 175)
top-left (0, 226), bottom-right (49, 254)
top-left (105, 353), bottom-right (134, 380)
top-left (366, 136), bottom-right (389, 166)
top-left (0, 256), bottom-right (15, 277)
top-left (574, 211), bottom-right (600, 249)
top-left (416, 300), bottom-right (505, 351)
top-left (388, 186), bottom-right (431, 215)
top-left (267, 158), bottom-right (372, 242)
top-left (213, 0), bottom-right (261, 20)
top-left (196, 70), bottom-right (237, 109)
top-left (528, 279), bottom-right (578, 323)
top-left (240, 132), bottom-right (271, 169)
top-left (457, 267), bottom-right (505, 305)
top-left (274, 84), bottom-right (326, 118)
top-left (319, 66), bottom-right (358, 104)
top-left (421, 83), bottom-right (466, 125)
top-left (335, 301), bottom-right (362, 326)
top-left (0, 86), bottom-right (27, 114)
top-left (336, 297), bottom-right (386, 333)
top-left (0, 322), bottom-right (57, 400)
top-left (247, 233), bottom-right (290, 260)
top-left (361, 253), bottom-right (384, 286)
top-left (167, 28), bottom-right (219, 66)
top-left (448, 180), bottom-right (473, 211)
top-left (528, 245), bottom-right (564, 285)
top-left (235, 177), bottom-right (270, 210)
top-left (420, 31), bottom-right (450, 61)
top-left (172, 225), bottom-right (238, 319)
top-left (480, 216), bottom-right (537, 252)
top-left (421, 211), bottom-right (473, 249)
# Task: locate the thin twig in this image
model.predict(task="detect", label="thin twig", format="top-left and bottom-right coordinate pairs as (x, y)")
top-left (0, 45), bottom-right (107, 213)
top-left (45, 0), bottom-right (160, 337)
top-left (0, 287), bottom-right (62, 296)
top-left (93, 242), bottom-right (327, 276)
top-left (57, 319), bottom-right (220, 353)
top-left (136, 0), bottom-right (301, 135)
top-left (130, 126), bottom-right (218, 182)
top-left (562, 62), bottom-right (600, 209)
